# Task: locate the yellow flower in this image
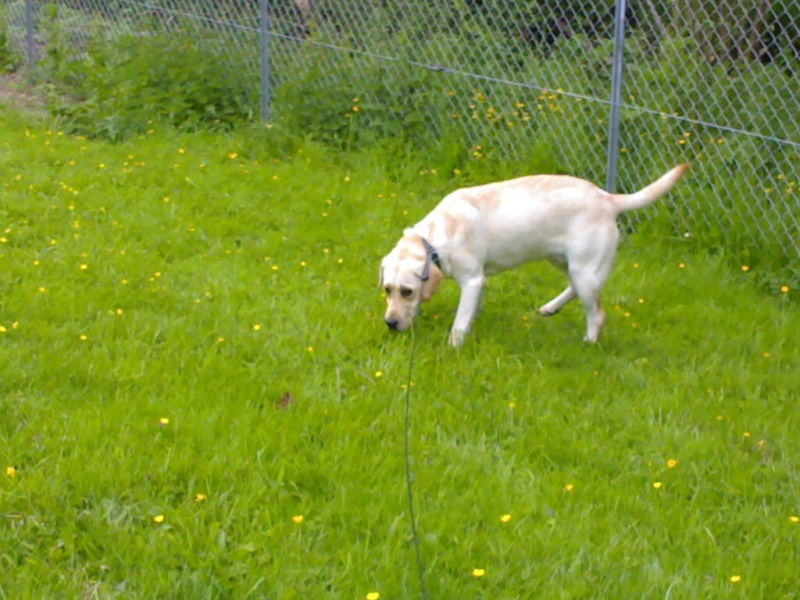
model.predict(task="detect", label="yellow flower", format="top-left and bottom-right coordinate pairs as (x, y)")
top-left (307, 346), bottom-right (314, 352)
top-left (730, 575), bottom-right (741, 583)
top-left (195, 493), bottom-right (208, 502)
top-left (292, 515), bottom-right (304, 524)
top-left (741, 265), bottom-right (750, 272)
top-left (252, 324), bottom-right (262, 331)
top-left (472, 568), bottom-right (485, 578)
top-left (653, 482), bottom-right (663, 489)
top-left (500, 514), bottom-right (512, 523)
top-left (153, 515), bottom-right (165, 523)
top-left (789, 515), bottom-right (799, 523)
top-left (374, 371), bottom-right (383, 378)
top-left (159, 417), bottom-right (169, 426)
top-left (5, 466), bottom-right (15, 478)
top-left (564, 484), bottom-right (574, 492)
top-left (780, 285), bottom-right (789, 293)
top-left (228, 153), bottom-right (238, 160)
top-left (677, 262), bottom-right (686, 269)
top-left (666, 459), bottom-right (678, 468)
top-left (366, 593), bottom-right (380, 600)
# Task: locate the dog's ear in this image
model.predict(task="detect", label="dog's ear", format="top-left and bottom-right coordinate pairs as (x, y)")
top-left (421, 262), bottom-right (443, 302)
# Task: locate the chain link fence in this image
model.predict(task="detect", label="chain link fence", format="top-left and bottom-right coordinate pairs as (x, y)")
top-left (2, 0), bottom-right (799, 269)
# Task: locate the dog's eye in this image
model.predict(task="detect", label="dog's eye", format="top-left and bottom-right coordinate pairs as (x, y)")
top-left (384, 287), bottom-right (391, 296)
top-left (400, 288), bottom-right (413, 299)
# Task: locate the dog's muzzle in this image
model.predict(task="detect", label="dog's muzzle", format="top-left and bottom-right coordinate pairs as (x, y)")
top-left (384, 317), bottom-right (400, 330)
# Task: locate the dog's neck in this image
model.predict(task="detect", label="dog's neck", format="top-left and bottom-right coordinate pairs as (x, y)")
top-left (403, 227), bottom-right (447, 277)
top-left (419, 236), bottom-right (442, 280)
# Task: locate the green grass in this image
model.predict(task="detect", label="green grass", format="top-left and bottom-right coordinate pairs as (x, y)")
top-left (1, 109), bottom-right (799, 600)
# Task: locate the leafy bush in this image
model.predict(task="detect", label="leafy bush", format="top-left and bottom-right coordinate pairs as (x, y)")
top-left (0, 11), bottom-right (21, 72)
top-left (41, 10), bottom-right (257, 140)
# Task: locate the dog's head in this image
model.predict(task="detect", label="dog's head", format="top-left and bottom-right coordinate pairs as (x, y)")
top-left (379, 229), bottom-right (443, 332)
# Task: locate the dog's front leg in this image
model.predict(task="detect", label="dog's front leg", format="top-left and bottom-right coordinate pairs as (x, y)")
top-left (448, 275), bottom-right (485, 347)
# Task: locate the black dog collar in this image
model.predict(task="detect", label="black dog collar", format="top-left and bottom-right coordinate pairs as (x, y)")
top-left (420, 237), bottom-right (442, 281)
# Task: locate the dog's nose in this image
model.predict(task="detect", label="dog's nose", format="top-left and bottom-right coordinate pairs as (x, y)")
top-left (385, 317), bottom-right (400, 330)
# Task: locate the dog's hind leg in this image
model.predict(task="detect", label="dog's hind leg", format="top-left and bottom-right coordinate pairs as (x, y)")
top-left (539, 285), bottom-right (576, 316)
top-left (567, 229), bottom-right (618, 343)
top-left (539, 256), bottom-right (576, 316)
top-left (569, 261), bottom-right (613, 343)
top-left (574, 282), bottom-right (605, 343)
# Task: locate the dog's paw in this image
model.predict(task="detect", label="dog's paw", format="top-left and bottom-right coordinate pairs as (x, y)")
top-left (448, 329), bottom-right (467, 347)
top-left (538, 306), bottom-right (559, 317)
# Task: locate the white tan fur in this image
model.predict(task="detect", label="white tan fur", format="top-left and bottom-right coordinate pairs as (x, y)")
top-left (380, 164), bottom-right (688, 346)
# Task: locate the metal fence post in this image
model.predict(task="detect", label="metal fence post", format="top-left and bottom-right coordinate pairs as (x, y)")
top-left (259, 0), bottom-right (270, 122)
top-left (605, 0), bottom-right (627, 193)
top-left (25, 0), bottom-right (35, 72)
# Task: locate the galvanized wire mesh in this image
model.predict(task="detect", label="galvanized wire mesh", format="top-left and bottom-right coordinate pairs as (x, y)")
top-left (3, 0), bottom-right (799, 265)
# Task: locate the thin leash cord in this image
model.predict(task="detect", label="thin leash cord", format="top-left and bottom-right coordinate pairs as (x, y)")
top-left (404, 323), bottom-right (430, 600)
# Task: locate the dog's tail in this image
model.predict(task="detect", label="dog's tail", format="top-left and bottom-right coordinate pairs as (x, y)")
top-left (612, 164), bottom-right (689, 213)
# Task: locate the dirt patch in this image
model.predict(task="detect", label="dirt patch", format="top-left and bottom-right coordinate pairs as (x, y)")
top-left (0, 72), bottom-right (47, 114)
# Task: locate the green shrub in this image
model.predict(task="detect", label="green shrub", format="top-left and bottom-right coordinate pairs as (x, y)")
top-left (0, 11), bottom-right (21, 73)
top-left (42, 21), bottom-right (257, 140)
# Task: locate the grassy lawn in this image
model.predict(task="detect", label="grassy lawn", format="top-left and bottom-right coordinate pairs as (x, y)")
top-left (1, 110), bottom-right (798, 599)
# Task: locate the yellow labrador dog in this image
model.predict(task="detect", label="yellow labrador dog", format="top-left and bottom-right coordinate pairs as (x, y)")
top-left (380, 164), bottom-right (688, 346)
